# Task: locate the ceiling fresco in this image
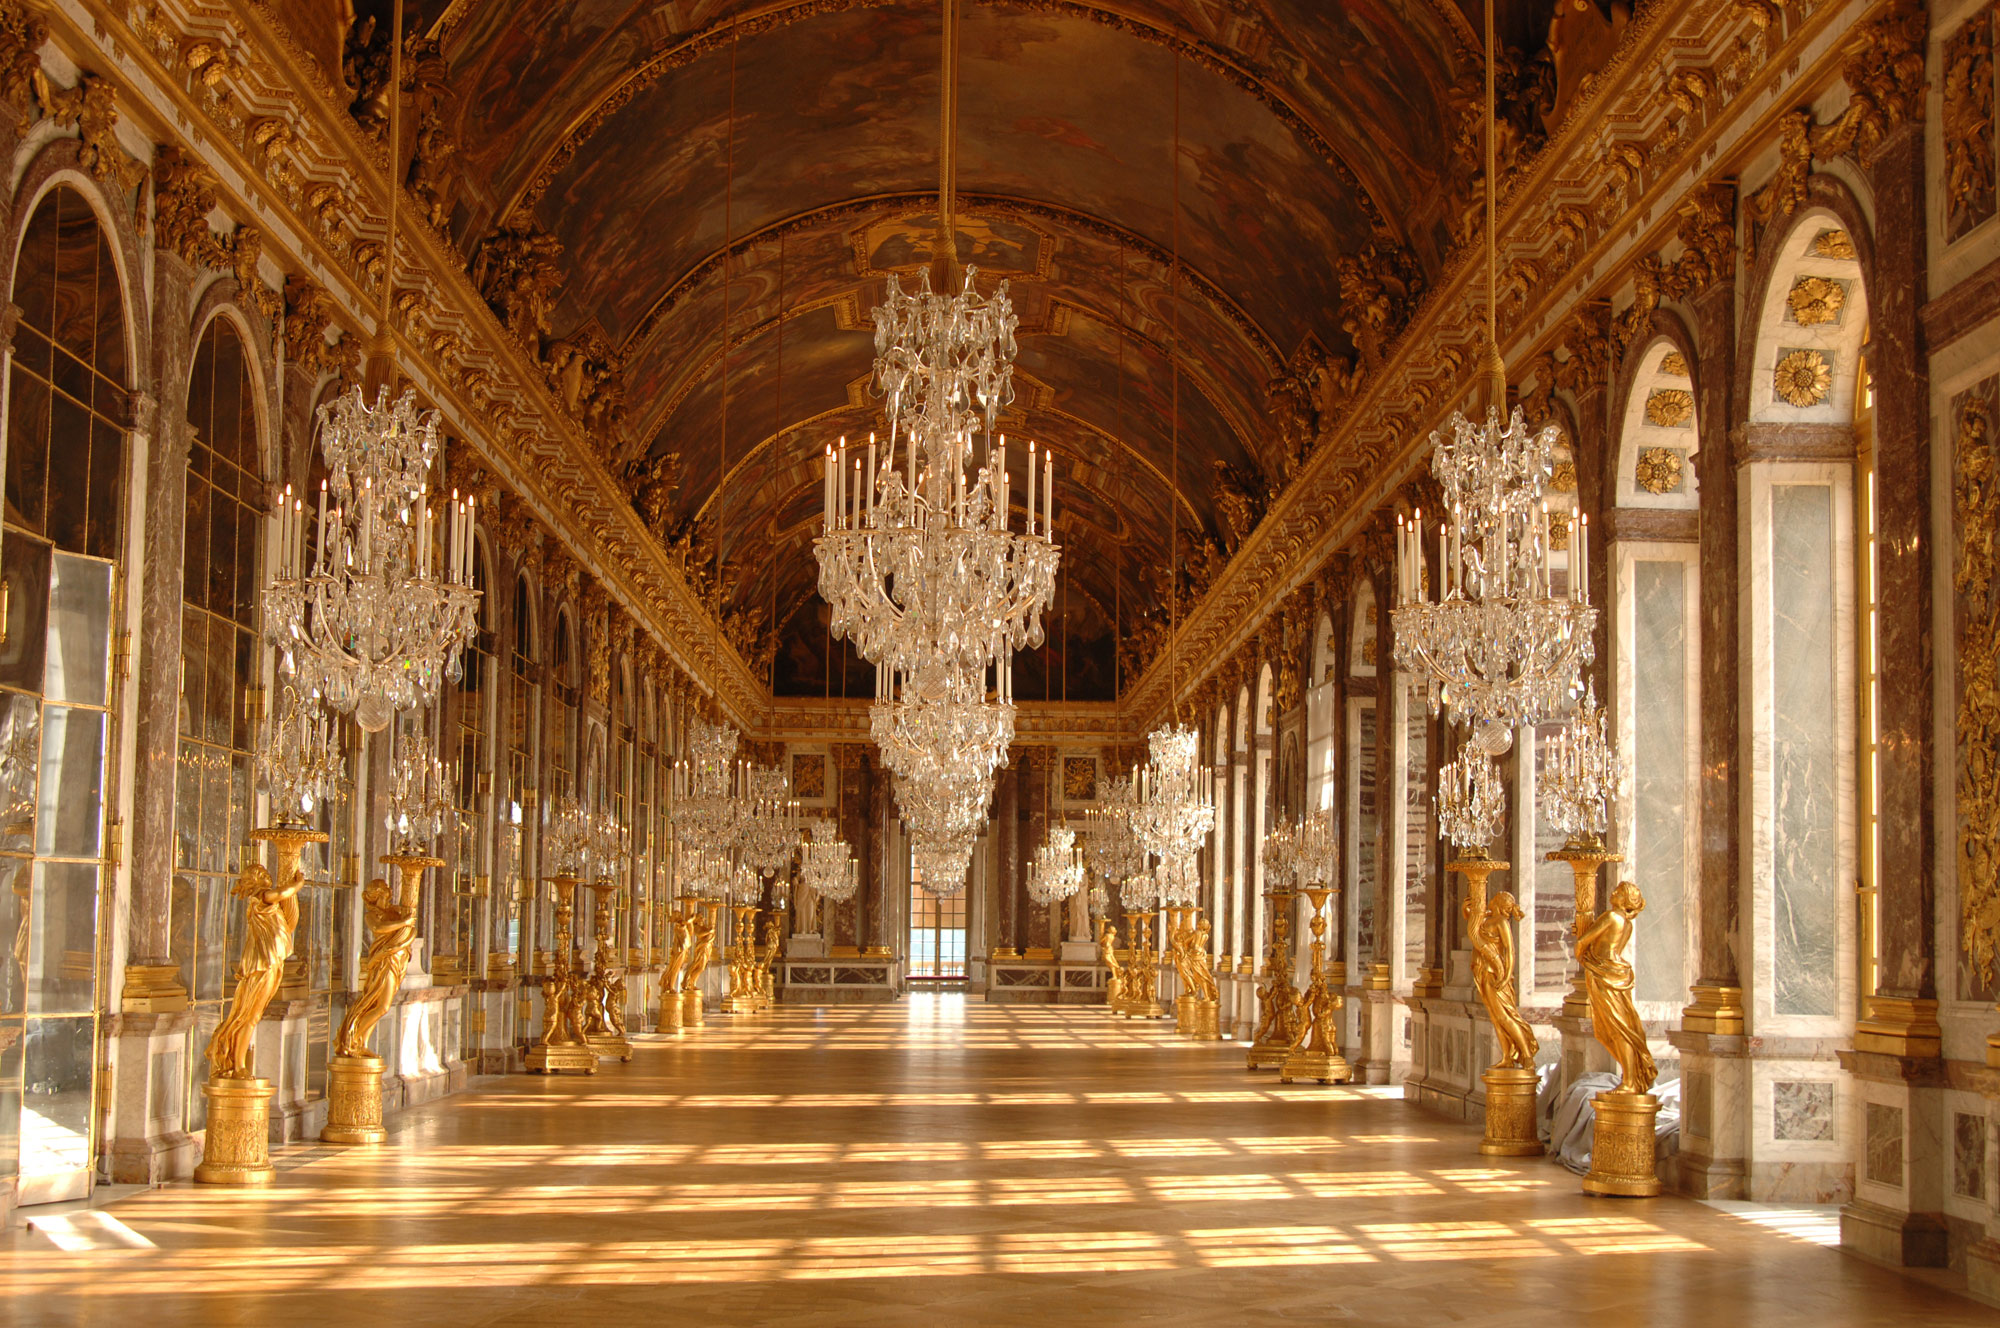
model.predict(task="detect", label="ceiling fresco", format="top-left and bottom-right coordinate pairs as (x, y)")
top-left (349, 0), bottom-right (1570, 697)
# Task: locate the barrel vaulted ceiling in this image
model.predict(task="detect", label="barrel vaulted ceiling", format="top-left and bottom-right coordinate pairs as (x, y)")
top-left (376, 0), bottom-right (1562, 698)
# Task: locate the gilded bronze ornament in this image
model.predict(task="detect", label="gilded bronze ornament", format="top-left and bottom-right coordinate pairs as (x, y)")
top-left (1644, 389), bottom-right (1694, 428)
top-left (1634, 448), bottom-right (1685, 495)
top-left (1580, 881), bottom-right (1661, 1196)
top-left (1785, 275), bottom-right (1847, 326)
top-left (1773, 348), bottom-right (1832, 407)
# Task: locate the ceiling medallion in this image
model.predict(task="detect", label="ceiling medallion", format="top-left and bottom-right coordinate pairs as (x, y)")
top-left (1644, 388), bottom-right (1694, 428)
top-left (1786, 275), bottom-right (1846, 326)
top-left (1774, 348), bottom-right (1833, 407)
top-left (1811, 229), bottom-right (1858, 260)
top-left (1634, 447), bottom-right (1685, 495)
top-left (1658, 351), bottom-right (1690, 378)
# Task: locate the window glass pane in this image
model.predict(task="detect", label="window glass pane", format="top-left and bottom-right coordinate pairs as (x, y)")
top-left (34, 705), bottom-right (103, 859)
top-left (20, 1014), bottom-right (92, 1179)
top-left (0, 1016), bottom-right (20, 1180)
top-left (25, 860), bottom-right (97, 1013)
top-left (6, 364), bottom-right (50, 534)
top-left (46, 392), bottom-right (90, 554)
top-left (0, 693), bottom-right (41, 850)
top-left (0, 538), bottom-right (51, 693)
top-left (44, 553), bottom-right (111, 707)
top-left (0, 856), bottom-right (27, 1015)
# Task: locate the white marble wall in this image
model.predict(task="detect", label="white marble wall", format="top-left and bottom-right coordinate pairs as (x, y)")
top-left (1741, 464), bottom-right (1858, 1038)
top-left (1613, 545), bottom-right (1703, 1012)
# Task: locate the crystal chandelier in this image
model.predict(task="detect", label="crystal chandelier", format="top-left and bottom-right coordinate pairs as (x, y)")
top-left (1294, 808), bottom-right (1338, 889)
top-left (869, 667), bottom-right (1015, 792)
top-left (682, 847), bottom-right (736, 900)
top-left (384, 722), bottom-right (452, 855)
top-left (912, 837), bottom-right (976, 898)
top-left (736, 764), bottom-right (802, 879)
top-left (1261, 819), bottom-right (1300, 890)
top-left (1542, 692), bottom-right (1621, 842)
top-left (255, 685), bottom-right (347, 826)
top-left (1027, 823), bottom-right (1084, 906)
top-left (1084, 774), bottom-right (1142, 913)
top-left (1130, 725), bottom-right (1216, 865)
top-left (543, 792), bottom-right (594, 877)
top-left (264, 388), bottom-right (482, 733)
top-left (1437, 752), bottom-right (1507, 851)
top-left (670, 716), bottom-right (744, 858)
top-left (1155, 851), bottom-right (1200, 907)
top-left (800, 820), bottom-right (861, 903)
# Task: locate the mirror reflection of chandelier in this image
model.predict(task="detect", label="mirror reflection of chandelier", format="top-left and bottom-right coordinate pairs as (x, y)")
top-left (1436, 751), bottom-right (1508, 850)
top-left (264, 387), bottom-right (482, 733)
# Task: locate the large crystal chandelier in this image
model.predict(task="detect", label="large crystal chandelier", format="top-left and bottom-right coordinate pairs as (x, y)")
top-left (264, 388), bottom-right (482, 732)
top-left (670, 716), bottom-right (744, 857)
top-left (736, 764), bottom-right (802, 879)
top-left (1130, 726), bottom-right (1216, 865)
top-left (912, 838), bottom-right (976, 898)
top-left (801, 820), bottom-right (861, 903)
top-left (1027, 823), bottom-right (1084, 906)
top-left (1084, 774), bottom-right (1142, 914)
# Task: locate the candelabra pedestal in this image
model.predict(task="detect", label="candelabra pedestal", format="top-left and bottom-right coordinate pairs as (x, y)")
top-left (1280, 886), bottom-right (1350, 1084)
top-left (193, 1077), bottom-right (277, 1186)
top-left (582, 882), bottom-right (633, 1062)
top-left (1246, 889), bottom-right (1300, 1070)
top-left (1546, 836), bottom-right (1621, 1019)
top-left (195, 822), bottom-right (327, 1186)
top-left (1122, 911), bottom-right (1165, 1018)
top-left (658, 988), bottom-right (685, 1031)
top-left (527, 879), bottom-right (598, 1075)
top-left (322, 1055), bottom-right (388, 1145)
top-left (721, 904), bottom-right (762, 1014)
top-left (1582, 1089), bottom-right (1662, 1196)
top-left (1480, 1068), bottom-right (1543, 1156)
top-left (682, 986), bottom-right (706, 1027)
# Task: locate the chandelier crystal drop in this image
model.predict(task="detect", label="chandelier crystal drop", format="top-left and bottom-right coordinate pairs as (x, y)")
top-left (1391, 406), bottom-right (1597, 742)
top-left (255, 685), bottom-right (347, 826)
top-left (1542, 692), bottom-right (1622, 842)
top-left (264, 387), bottom-right (482, 733)
top-left (1436, 752), bottom-right (1507, 852)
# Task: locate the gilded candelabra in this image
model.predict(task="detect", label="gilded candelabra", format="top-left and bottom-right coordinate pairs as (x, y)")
top-left (682, 898), bottom-right (721, 1027)
top-left (1167, 907), bottom-right (1219, 1040)
top-left (1246, 887), bottom-right (1301, 1070)
top-left (1447, 837), bottom-right (1543, 1155)
top-left (720, 902), bottom-right (763, 1014)
top-left (658, 898), bottom-right (698, 1030)
top-left (582, 880), bottom-right (632, 1061)
top-left (323, 852), bottom-right (436, 1144)
top-left (526, 878), bottom-right (597, 1074)
top-left (1120, 909), bottom-right (1165, 1018)
top-left (195, 821), bottom-right (329, 1185)
top-left (1096, 917), bottom-right (1128, 1013)
top-left (1580, 881), bottom-right (1660, 1196)
top-left (756, 909), bottom-right (783, 1008)
top-left (1279, 884), bottom-right (1349, 1084)
top-left (1546, 833), bottom-right (1622, 1017)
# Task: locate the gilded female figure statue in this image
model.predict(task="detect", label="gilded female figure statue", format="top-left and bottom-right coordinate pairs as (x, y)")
top-left (663, 911), bottom-right (695, 996)
top-left (209, 859), bottom-right (309, 1080)
top-left (334, 877), bottom-right (419, 1060)
top-left (1470, 891), bottom-right (1539, 1069)
top-left (1096, 918), bottom-right (1126, 1005)
top-left (1577, 880), bottom-right (1656, 1093)
top-left (1193, 918), bottom-right (1219, 1001)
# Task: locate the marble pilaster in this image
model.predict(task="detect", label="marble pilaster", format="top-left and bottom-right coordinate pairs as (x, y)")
top-left (994, 761), bottom-right (1019, 954)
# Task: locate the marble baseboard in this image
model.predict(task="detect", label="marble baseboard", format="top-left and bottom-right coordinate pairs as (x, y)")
top-left (779, 986), bottom-right (900, 1005)
top-left (1749, 1159), bottom-right (1854, 1204)
top-left (1967, 1237), bottom-right (2000, 1309)
top-left (1841, 1198), bottom-right (1948, 1268)
top-left (106, 1128), bottom-right (197, 1185)
top-left (1670, 1147), bottom-right (1749, 1199)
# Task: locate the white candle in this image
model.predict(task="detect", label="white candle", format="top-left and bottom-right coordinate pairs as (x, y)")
top-left (866, 433), bottom-right (876, 525)
top-left (1044, 450), bottom-right (1053, 537)
top-left (837, 436), bottom-right (848, 527)
top-left (1026, 440), bottom-right (1037, 536)
top-left (823, 446), bottom-right (832, 528)
top-left (1578, 514), bottom-right (1589, 601)
top-left (464, 496), bottom-right (476, 582)
top-left (852, 459), bottom-right (863, 531)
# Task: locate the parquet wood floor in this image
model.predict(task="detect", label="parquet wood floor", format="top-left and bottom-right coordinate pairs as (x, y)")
top-left (1, 995), bottom-right (1985, 1325)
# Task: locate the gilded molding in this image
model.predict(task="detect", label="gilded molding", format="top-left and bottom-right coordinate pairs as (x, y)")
top-left (1954, 382), bottom-right (2000, 990)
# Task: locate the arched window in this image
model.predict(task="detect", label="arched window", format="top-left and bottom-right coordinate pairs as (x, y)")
top-left (504, 574), bottom-right (538, 971)
top-left (0, 184), bottom-right (130, 1201)
top-left (1345, 579), bottom-right (1379, 982)
top-left (176, 315), bottom-right (264, 1132)
top-left (448, 538), bottom-right (494, 982)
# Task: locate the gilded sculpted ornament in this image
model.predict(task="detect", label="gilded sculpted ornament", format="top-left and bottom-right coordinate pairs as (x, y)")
top-left (336, 880), bottom-right (413, 1058)
top-left (1954, 394), bottom-right (2000, 988)
top-left (1773, 348), bottom-right (1832, 407)
top-left (208, 857), bottom-right (308, 1080)
top-left (32, 73), bottom-right (144, 190)
top-left (1644, 389), bottom-right (1694, 428)
top-left (1096, 918), bottom-right (1128, 1011)
top-left (1658, 352), bottom-right (1689, 378)
top-left (1634, 448), bottom-right (1684, 495)
top-left (0, 0), bottom-right (47, 128)
top-left (1578, 881), bottom-right (1656, 1094)
top-left (1549, 461), bottom-right (1578, 493)
top-left (1944, 7), bottom-right (1996, 242)
top-left (1811, 229), bottom-right (1858, 260)
top-left (1786, 276), bottom-right (1846, 327)
top-left (1470, 892), bottom-right (1537, 1069)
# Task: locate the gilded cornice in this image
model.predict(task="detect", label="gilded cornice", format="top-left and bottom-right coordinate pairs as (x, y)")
top-left (1124, 0), bottom-right (1876, 725)
top-left (47, 0), bottom-right (764, 725)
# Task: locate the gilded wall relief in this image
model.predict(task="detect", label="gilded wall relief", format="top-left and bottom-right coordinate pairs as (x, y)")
top-left (1954, 375), bottom-right (2000, 1001)
top-left (1944, 10), bottom-right (1997, 245)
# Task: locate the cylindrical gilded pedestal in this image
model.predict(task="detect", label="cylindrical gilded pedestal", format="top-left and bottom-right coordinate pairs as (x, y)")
top-left (683, 987), bottom-right (705, 1027)
top-left (658, 993), bottom-right (685, 1031)
top-left (322, 1054), bottom-right (387, 1145)
top-left (1479, 1067), bottom-right (1544, 1157)
top-left (194, 1077), bottom-right (276, 1186)
top-left (1582, 1089), bottom-right (1662, 1196)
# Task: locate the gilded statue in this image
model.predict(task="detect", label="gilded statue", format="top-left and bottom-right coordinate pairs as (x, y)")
top-left (1250, 904), bottom-right (1301, 1049)
top-left (685, 907), bottom-right (718, 987)
top-left (662, 912), bottom-right (696, 996)
top-left (1192, 918), bottom-right (1218, 1002)
top-left (1097, 918), bottom-right (1127, 1007)
top-left (1469, 891), bottom-right (1539, 1070)
top-left (1578, 880), bottom-right (1656, 1093)
top-left (208, 859), bottom-right (308, 1080)
top-left (334, 877), bottom-right (419, 1060)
